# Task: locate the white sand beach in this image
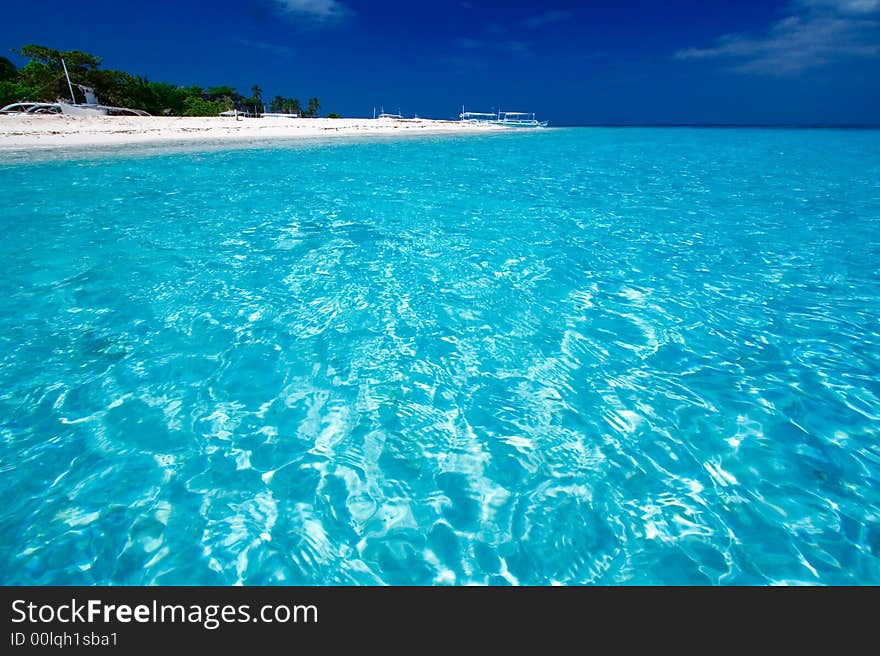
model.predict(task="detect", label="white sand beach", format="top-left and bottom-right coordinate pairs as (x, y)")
top-left (0, 115), bottom-right (506, 150)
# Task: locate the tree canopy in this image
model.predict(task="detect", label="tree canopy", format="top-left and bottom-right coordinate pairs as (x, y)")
top-left (1, 44), bottom-right (321, 118)
top-left (269, 95), bottom-right (302, 115)
top-left (0, 56), bottom-right (16, 82)
top-left (17, 45), bottom-right (101, 71)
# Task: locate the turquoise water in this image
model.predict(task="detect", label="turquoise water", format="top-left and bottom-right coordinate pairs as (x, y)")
top-left (1, 128), bottom-right (879, 585)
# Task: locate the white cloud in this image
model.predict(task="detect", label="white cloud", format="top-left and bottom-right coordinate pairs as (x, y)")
top-left (798, 0), bottom-right (880, 14)
top-left (675, 0), bottom-right (880, 74)
top-left (273, 0), bottom-right (348, 19)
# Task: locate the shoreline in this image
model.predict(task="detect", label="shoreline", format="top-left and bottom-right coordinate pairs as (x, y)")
top-left (0, 115), bottom-right (507, 151)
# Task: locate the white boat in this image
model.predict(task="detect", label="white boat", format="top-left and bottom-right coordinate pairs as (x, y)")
top-left (0, 99), bottom-right (147, 116)
top-left (58, 59), bottom-right (145, 116)
top-left (459, 107), bottom-right (548, 128)
top-left (260, 105), bottom-right (300, 119)
top-left (496, 111), bottom-right (548, 128)
top-left (374, 106), bottom-right (404, 120)
top-left (220, 109), bottom-right (259, 118)
top-left (460, 111), bottom-right (498, 123)
top-left (0, 59), bottom-right (149, 117)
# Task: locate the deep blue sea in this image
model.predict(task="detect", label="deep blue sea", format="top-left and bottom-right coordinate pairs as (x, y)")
top-left (1, 128), bottom-right (879, 585)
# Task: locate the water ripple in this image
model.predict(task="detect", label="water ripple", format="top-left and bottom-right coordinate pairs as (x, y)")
top-left (1, 128), bottom-right (879, 584)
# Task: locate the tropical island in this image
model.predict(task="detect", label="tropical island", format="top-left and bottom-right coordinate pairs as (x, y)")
top-left (0, 45), bottom-right (321, 117)
top-left (0, 44), bottom-right (504, 150)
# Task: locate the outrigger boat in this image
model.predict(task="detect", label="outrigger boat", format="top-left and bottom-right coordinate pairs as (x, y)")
top-left (0, 58), bottom-right (149, 116)
top-left (496, 111), bottom-right (548, 128)
top-left (374, 106), bottom-right (405, 120)
top-left (459, 111), bottom-right (498, 123)
top-left (459, 107), bottom-right (548, 128)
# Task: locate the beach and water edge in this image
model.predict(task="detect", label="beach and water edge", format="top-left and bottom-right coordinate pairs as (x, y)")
top-left (0, 115), bottom-right (511, 152)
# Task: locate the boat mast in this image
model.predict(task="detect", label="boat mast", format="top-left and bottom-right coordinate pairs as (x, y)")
top-left (60, 58), bottom-right (77, 105)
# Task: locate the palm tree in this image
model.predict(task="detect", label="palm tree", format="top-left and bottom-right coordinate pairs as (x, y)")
top-left (286, 98), bottom-right (303, 116)
top-left (241, 84), bottom-right (262, 115)
top-left (306, 97), bottom-right (320, 118)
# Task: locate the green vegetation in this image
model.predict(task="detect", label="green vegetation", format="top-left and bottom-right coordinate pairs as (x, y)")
top-left (0, 56), bottom-right (16, 82)
top-left (183, 96), bottom-right (225, 117)
top-left (327, 112), bottom-right (341, 119)
top-left (269, 95), bottom-right (303, 115)
top-left (247, 84), bottom-right (263, 106)
top-left (1, 45), bottom-right (320, 117)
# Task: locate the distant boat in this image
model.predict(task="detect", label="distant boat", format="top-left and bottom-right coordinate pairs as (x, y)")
top-left (459, 107), bottom-right (548, 128)
top-left (220, 109), bottom-right (260, 118)
top-left (219, 105), bottom-right (301, 119)
top-left (260, 105), bottom-right (300, 119)
top-left (375, 106), bottom-right (404, 120)
top-left (460, 111), bottom-right (498, 124)
top-left (496, 111), bottom-right (549, 128)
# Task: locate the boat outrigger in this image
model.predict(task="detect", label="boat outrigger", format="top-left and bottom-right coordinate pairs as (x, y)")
top-left (0, 102), bottom-right (62, 115)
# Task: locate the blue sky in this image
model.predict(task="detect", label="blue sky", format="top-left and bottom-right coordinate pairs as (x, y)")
top-left (3, 0), bottom-right (879, 124)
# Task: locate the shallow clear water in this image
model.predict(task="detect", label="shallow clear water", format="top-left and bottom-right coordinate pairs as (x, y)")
top-left (1, 128), bottom-right (879, 585)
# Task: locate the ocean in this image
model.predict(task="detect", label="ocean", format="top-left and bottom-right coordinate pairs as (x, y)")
top-left (1, 127), bottom-right (879, 585)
